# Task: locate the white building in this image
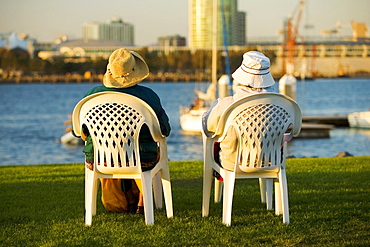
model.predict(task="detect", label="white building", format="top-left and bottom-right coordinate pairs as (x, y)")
top-left (82, 17), bottom-right (134, 45)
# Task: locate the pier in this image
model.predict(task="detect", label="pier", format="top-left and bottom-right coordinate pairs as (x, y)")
top-left (298, 123), bottom-right (334, 138)
top-left (298, 115), bottom-right (349, 138)
top-left (302, 115), bottom-right (349, 127)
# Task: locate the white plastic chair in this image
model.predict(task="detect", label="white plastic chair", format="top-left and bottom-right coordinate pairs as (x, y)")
top-left (202, 93), bottom-right (302, 226)
top-left (72, 92), bottom-right (173, 225)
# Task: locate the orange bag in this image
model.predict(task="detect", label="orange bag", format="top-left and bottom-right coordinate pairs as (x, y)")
top-left (100, 179), bottom-right (139, 212)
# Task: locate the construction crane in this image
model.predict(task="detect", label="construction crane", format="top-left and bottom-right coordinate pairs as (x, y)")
top-left (286, 0), bottom-right (305, 73)
top-left (279, 0), bottom-right (305, 101)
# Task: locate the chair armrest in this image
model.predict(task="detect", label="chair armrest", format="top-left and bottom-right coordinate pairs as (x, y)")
top-left (283, 132), bottom-right (293, 142)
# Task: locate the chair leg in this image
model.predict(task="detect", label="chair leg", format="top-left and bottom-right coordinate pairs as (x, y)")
top-left (259, 178), bottom-right (266, 204)
top-left (222, 171), bottom-right (236, 227)
top-left (142, 172), bottom-right (154, 225)
top-left (202, 165), bottom-right (213, 217)
top-left (85, 189), bottom-right (92, 225)
top-left (85, 170), bottom-right (97, 226)
top-left (265, 178), bottom-right (273, 210)
top-left (91, 178), bottom-right (99, 216)
top-left (279, 169), bottom-right (290, 223)
top-left (214, 178), bottom-right (223, 203)
top-left (85, 167), bottom-right (88, 210)
top-left (153, 172), bottom-right (163, 209)
top-left (274, 179), bottom-right (282, 215)
top-left (160, 167), bottom-right (173, 218)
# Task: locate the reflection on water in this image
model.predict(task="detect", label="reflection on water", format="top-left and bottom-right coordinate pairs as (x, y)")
top-left (0, 78), bottom-right (369, 165)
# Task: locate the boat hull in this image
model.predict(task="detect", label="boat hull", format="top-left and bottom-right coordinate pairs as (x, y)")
top-left (348, 111), bottom-right (370, 129)
top-left (60, 132), bottom-right (84, 145)
top-left (180, 108), bottom-right (207, 133)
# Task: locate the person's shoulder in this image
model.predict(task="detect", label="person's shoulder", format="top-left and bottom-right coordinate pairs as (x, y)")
top-left (84, 85), bottom-right (107, 96)
top-left (218, 95), bottom-right (234, 104)
top-left (133, 85), bottom-right (160, 98)
top-left (134, 84), bottom-right (155, 93)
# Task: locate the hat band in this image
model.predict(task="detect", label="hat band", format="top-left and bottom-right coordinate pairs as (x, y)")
top-left (108, 68), bottom-right (135, 79)
top-left (241, 64), bottom-right (270, 76)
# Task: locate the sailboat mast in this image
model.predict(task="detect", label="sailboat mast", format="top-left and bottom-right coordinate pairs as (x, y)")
top-left (211, 0), bottom-right (218, 85)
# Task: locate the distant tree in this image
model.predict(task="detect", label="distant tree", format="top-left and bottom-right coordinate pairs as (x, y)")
top-left (29, 57), bottom-right (46, 72)
top-left (174, 50), bottom-right (192, 73)
top-left (91, 58), bottom-right (107, 74)
top-left (11, 48), bottom-right (30, 72)
top-left (0, 46), bottom-right (278, 78)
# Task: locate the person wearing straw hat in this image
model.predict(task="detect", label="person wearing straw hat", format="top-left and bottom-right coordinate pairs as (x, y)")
top-left (202, 51), bottom-right (276, 172)
top-left (74, 48), bottom-right (171, 214)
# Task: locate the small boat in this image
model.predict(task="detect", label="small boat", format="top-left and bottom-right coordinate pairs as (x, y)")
top-left (60, 117), bottom-right (84, 145)
top-left (60, 131), bottom-right (84, 145)
top-left (179, 75), bottom-right (231, 133)
top-left (347, 111), bottom-right (370, 129)
top-left (180, 103), bottom-right (208, 133)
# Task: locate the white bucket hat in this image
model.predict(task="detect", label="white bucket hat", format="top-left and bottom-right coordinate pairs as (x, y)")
top-left (232, 51), bottom-right (275, 88)
top-left (103, 48), bottom-right (149, 88)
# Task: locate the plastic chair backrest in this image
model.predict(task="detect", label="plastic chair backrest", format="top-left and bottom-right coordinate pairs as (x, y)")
top-left (214, 93), bottom-right (301, 173)
top-left (72, 92), bottom-right (163, 175)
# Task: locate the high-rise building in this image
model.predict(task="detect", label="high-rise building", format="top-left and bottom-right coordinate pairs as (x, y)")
top-left (188, 0), bottom-right (246, 48)
top-left (234, 11), bottom-right (246, 46)
top-left (82, 17), bottom-right (134, 45)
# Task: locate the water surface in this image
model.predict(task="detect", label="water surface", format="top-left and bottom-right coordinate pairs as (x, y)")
top-left (0, 78), bottom-right (369, 165)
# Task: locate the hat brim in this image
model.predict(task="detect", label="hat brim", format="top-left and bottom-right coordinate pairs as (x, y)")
top-left (103, 51), bottom-right (149, 88)
top-left (232, 66), bottom-right (275, 88)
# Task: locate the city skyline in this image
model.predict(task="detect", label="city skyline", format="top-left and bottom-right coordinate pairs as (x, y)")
top-left (0, 0), bottom-right (369, 46)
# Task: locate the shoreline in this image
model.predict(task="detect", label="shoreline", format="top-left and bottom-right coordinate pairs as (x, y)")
top-left (1, 74), bottom-right (368, 84)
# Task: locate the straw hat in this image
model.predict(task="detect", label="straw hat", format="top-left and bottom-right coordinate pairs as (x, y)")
top-left (232, 51), bottom-right (275, 88)
top-left (103, 48), bottom-right (149, 88)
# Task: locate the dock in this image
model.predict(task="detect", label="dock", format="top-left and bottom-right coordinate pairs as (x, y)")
top-left (298, 115), bottom-right (349, 138)
top-left (298, 123), bottom-right (334, 138)
top-left (302, 115), bottom-right (349, 127)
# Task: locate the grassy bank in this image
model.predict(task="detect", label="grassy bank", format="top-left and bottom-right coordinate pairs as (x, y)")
top-left (1, 157), bottom-right (370, 246)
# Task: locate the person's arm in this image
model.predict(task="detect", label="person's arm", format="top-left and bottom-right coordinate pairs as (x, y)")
top-left (202, 100), bottom-right (220, 137)
top-left (157, 107), bottom-right (171, 136)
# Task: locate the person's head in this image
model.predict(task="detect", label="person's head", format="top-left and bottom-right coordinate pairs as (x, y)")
top-left (232, 51), bottom-right (275, 88)
top-left (103, 48), bottom-right (149, 88)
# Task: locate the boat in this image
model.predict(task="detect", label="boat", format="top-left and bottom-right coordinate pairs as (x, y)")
top-left (179, 0), bottom-right (231, 133)
top-left (347, 111), bottom-right (370, 129)
top-left (60, 117), bottom-right (84, 145)
top-left (179, 107), bottom-right (208, 133)
top-left (179, 82), bottom-right (216, 133)
top-left (60, 131), bottom-right (84, 145)
top-left (179, 74), bottom-right (232, 133)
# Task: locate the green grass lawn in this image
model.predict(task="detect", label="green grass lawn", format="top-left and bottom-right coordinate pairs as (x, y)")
top-left (1, 157), bottom-right (370, 246)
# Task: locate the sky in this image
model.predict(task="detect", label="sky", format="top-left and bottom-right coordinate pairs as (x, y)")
top-left (0, 0), bottom-right (369, 46)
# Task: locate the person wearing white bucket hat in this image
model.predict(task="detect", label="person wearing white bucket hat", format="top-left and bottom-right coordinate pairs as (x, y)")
top-left (232, 51), bottom-right (276, 88)
top-left (73, 48), bottom-right (171, 215)
top-left (202, 51), bottom-right (276, 171)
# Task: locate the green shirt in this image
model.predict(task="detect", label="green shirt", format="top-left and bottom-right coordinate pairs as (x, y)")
top-left (78, 84), bottom-right (171, 163)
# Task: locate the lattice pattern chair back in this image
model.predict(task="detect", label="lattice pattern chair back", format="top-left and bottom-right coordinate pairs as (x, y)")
top-left (233, 103), bottom-right (293, 172)
top-left (86, 102), bottom-right (143, 173)
top-left (73, 92), bottom-right (162, 175)
top-left (202, 93), bottom-right (301, 226)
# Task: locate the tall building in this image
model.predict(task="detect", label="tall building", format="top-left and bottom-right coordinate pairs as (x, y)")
top-left (188, 0), bottom-right (246, 48)
top-left (82, 17), bottom-right (134, 45)
top-left (234, 11), bottom-right (246, 46)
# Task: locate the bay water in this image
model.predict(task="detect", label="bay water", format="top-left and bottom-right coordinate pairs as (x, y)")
top-left (0, 78), bottom-right (369, 166)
